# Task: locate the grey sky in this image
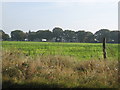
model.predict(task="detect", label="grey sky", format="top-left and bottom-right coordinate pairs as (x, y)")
top-left (1, 0), bottom-right (119, 35)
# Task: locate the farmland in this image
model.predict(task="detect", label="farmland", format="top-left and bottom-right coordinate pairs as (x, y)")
top-left (2, 41), bottom-right (119, 88)
top-left (2, 41), bottom-right (119, 60)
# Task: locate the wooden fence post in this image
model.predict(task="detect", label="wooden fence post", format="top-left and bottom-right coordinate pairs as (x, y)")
top-left (103, 37), bottom-right (107, 59)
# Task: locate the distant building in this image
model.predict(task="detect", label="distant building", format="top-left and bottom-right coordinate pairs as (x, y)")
top-left (42, 39), bottom-right (47, 42)
top-left (25, 39), bottom-right (28, 41)
top-left (94, 39), bottom-right (99, 43)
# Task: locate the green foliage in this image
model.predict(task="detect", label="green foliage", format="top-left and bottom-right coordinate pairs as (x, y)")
top-left (0, 30), bottom-right (10, 41)
top-left (1, 28), bottom-right (120, 43)
top-left (63, 30), bottom-right (76, 42)
top-left (52, 27), bottom-right (63, 42)
top-left (2, 41), bottom-right (119, 60)
top-left (94, 29), bottom-right (110, 42)
top-left (110, 31), bottom-right (119, 43)
top-left (11, 30), bottom-right (26, 41)
top-left (36, 30), bottom-right (53, 41)
top-left (27, 31), bottom-right (36, 41)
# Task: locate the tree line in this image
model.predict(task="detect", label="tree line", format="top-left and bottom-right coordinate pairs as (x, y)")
top-left (0, 27), bottom-right (120, 43)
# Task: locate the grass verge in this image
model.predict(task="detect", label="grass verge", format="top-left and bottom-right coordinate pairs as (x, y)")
top-left (2, 50), bottom-right (119, 88)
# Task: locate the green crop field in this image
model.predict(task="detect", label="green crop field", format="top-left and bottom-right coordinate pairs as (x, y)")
top-left (2, 41), bottom-right (119, 88)
top-left (2, 41), bottom-right (119, 60)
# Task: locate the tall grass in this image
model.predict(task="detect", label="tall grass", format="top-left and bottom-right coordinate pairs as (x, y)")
top-left (2, 50), bottom-right (119, 88)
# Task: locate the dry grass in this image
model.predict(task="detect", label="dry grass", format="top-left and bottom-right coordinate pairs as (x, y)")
top-left (2, 50), bottom-right (119, 88)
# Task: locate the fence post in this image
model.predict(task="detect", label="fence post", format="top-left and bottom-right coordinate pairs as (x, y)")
top-left (103, 37), bottom-right (107, 59)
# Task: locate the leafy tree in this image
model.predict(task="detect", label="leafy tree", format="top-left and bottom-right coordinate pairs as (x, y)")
top-left (52, 27), bottom-right (63, 42)
top-left (110, 31), bottom-right (120, 43)
top-left (118, 31), bottom-right (120, 43)
top-left (94, 29), bottom-right (110, 43)
top-left (36, 30), bottom-right (53, 41)
top-left (0, 30), bottom-right (10, 41)
top-left (27, 31), bottom-right (36, 41)
top-left (11, 30), bottom-right (26, 41)
top-left (84, 32), bottom-right (94, 43)
top-left (2, 28), bottom-right (119, 43)
top-left (76, 31), bottom-right (86, 42)
top-left (63, 30), bottom-right (76, 42)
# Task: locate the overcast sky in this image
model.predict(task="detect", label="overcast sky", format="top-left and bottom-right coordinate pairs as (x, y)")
top-left (1, 0), bottom-right (119, 35)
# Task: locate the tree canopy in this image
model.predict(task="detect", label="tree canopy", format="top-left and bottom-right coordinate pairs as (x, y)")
top-left (1, 28), bottom-right (120, 43)
top-left (0, 30), bottom-right (10, 41)
top-left (11, 30), bottom-right (26, 41)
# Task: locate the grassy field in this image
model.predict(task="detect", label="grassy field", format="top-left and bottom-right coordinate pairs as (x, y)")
top-left (2, 41), bottom-right (119, 60)
top-left (2, 41), bottom-right (119, 88)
